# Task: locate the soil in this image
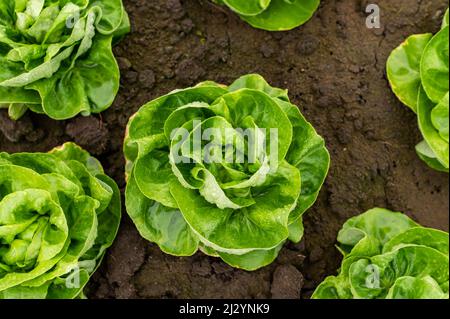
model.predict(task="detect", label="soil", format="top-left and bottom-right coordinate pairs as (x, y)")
top-left (0, 0), bottom-right (448, 299)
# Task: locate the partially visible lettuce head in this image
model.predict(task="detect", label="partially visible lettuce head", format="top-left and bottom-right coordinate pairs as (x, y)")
top-left (124, 74), bottom-right (330, 270)
top-left (0, 143), bottom-right (121, 299)
top-left (387, 9), bottom-right (449, 172)
top-left (0, 0), bottom-right (129, 120)
top-left (213, 0), bottom-right (320, 31)
top-left (313, 208), bottom-right (449, 299)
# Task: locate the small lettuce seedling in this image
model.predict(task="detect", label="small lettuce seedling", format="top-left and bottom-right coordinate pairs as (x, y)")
top-left (313, 208), bottom-right (449, 299)
top-left (0, 0), bottom-right (129, 120)
top-left (213, 0), bottom-right (320, 31)
top-left (124, 74), bottom-right (330, 270)
top-left (0, 143), bottom-right (121, 299)
top-left (387, 9), bottom-right (449, 172)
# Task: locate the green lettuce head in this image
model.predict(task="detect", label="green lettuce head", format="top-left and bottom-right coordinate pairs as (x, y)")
top-left (312, 208), bottom-right (449, 299)
top-left (124, 74), bottom-right (330, 271)
top-left (0, 143), bottom-right (121, 299)
top-left (387, 9), bottom-right (449, 172)
top-left (213, 0), bottom-right (320, 31)
top-left (0, 0), bottom-right (130, 120)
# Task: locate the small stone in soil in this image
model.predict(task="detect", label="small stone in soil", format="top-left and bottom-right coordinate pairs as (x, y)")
top-left (139, 69), bottom-right (156, 88)
top-left (65, 117), bottom-right (109, 156)
top-left (0, 111), bottom-right (34, 143)
top-left (271, 265), bottom-right (304, 299)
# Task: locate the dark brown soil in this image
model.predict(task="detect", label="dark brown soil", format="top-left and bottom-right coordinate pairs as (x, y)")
top-left (1, 0), bottom-right (448, 299)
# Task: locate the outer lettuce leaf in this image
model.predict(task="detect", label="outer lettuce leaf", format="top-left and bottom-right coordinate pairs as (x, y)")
top-left (125, 170), bottom-right (199, 256)
top-left (218, 243), bottom-right (283, 271)
top-left (416, 140), bottom-right (449, 173)
top-left (0, 143), bottom-right (121, 299)
top-left (28, 35), bottom-right (119, 119)
top-left (125, 74), bottom-right (330, 270)
top-left (431, 92), bottom-right (449, 143)
top-left (313, 208), bottom-right (449, 299)
top-left (443, 9), bottom-right (449, 29)
top-left (386, 33), bottom-right (432, 112)
top-left (0, 0), bottom-right (129, 120)
top-left (215, 0), bottom-right (320, 31)
top-left (336, 208), bottom-right (419, 252)
top-left (220, 0), bottom-right (270, 16)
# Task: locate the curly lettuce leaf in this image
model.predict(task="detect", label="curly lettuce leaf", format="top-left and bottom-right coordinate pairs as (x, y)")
top-left (0, 0), bottom-right (129, 120)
